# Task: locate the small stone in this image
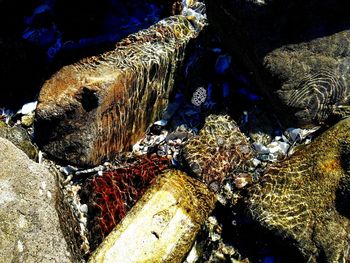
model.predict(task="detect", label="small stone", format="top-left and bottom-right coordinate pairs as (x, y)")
top-left (21, 113), bottom-right (35, 127)
top-left (80, 204), bottom-right (88, 214)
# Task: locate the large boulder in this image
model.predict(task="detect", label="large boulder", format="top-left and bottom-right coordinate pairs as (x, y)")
top-left (0, 138), bottom-right (73, 262)
top-left (245, 117), bottom-right (350, 262)
top-left (35, 14), bottom-right (205, 166)
top-left (205, 0), bottom-right (350, 126)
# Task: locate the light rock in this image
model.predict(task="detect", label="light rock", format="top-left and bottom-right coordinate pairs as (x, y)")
top-left (0, 138), bottom-right (73, 262)
top-left (88, 170), bottom-right (216, 263)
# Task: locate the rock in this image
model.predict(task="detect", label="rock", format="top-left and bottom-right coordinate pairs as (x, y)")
top-left (35, 15), bottom-right (205, 166)
top-left (0, 138), bottom-right (73, 262)
top-left (0, 125), bottom-right (38, 160)
top-left (205, 0), bottom-right (350, 126)
top-left (180, 114), bottom-right (253, 188)
top-left (245, 117), bottom-right (350, 262)
top-left (79, 155), bottom-right (170, 252)
top-left (88, 170), bottom-right (216, 263)
top-left (21, 113), bottom-right (35, 127)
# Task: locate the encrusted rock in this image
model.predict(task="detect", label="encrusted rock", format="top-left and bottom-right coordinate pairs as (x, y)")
top-left (0, 138), bottom-right (73, 262)
top-left (88, 170), bottom-right (216, 263)
top-left (0, 125), bottom-right (38, 160)
top-left (245, 117), bottom-right (350, 262)
top-left (181, 114), bottom-right (253, 187)
top-left (205, 0), bottom-right (350, 126)
top-left (35, 14), bottom-right (205, 166)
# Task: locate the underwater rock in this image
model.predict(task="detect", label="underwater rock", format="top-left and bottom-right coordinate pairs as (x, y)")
top-left (205, 0), bottom-right (350, 126)
top-left (181, 114), bottom-right (253, 188)
top-left (80, 155), bottom-right (170, 252)
top-left (88, 170), bottom-right (216, 263)
top-left (35, 15), bottom-right (205, 166)
top-left (0, 138), bottom-right (73, 262)
top-left (245, 117), bottom-right (350, 262)
top-left (0, 125), bottom-right (38, 160)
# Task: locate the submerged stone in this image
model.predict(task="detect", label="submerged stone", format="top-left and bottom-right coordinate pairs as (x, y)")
top-left (181, 114), bottom-right (253, 188)
top-left (88, 170), bottom-right (216, 263)
top-left (205, 0), bottom-right (350, 126)
top-left (35, 14), bottom-right (205, 166)
top-left (246, 117), bottom-right (350, 262)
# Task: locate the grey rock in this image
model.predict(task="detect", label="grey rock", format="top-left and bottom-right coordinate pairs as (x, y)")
top-left (205, 0), bottom-right (350, 126)
top-left (0, 138), bottom-right (73, 263)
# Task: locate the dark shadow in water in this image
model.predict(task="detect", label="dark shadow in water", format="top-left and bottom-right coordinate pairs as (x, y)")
top-left (212, 201), bottom-right (306, 263)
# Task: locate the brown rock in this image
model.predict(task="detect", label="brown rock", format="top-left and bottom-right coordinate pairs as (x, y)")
top-left (35, 15), bottom-right (204, 166)
top-left (246, 117), bottom-right (350, 262)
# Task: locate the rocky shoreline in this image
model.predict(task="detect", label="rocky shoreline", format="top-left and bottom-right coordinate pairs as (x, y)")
top-left (1, 0), bottom-right (350, 262)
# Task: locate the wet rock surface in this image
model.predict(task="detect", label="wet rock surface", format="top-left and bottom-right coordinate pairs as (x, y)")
top-left (245, 118), bottom-right (350, 262)
top-left (0, 138), bottom-right (73, 262)
top-left (0, 125), bottom-right (38, 160)
top-left (2, 0), bottom-right (350, 262)
top-left (181, 114), bottom-right (253, 188)
top-left (35, 14), bottom-right (205, 167)
top-left (205, 0), bottom-right (350, 126)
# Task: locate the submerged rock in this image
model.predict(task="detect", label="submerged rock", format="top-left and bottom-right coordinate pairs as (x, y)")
top-left (0, 138), bottom-right (73, 262)
top-left (88, 170), bottom-right (216, 263)
top-left (245, 118), bottom-right (350, 262)
top-left (205, 0), bottom-right (350, 126)
top-left (0, 125), bottom-right (38, 160)
top-left (35, 14), bottom-right (205, 166)
top-left (181, 114), bottom-right (253, 188)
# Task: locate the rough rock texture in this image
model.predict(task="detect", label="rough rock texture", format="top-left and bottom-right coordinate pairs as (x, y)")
top-left (35, 15), bottom-right (205, 166)
top-left (181, 114), bottom-right (253, 188)
top-left (205, 0), bottom-right (350, 126)
top-left (80, 155), bottom-right (170, 252)
top-left (246, 118), bottom-right (350, 262)
top-left (88, 170), bottom-right (216, 263)
top-left (0, 138), bottom-right (73, 263)
top-left (0, 126), bottom-right (38, 160)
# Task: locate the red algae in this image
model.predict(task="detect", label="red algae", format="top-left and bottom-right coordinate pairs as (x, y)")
top-left (80, 155), bottom-right (170, 252)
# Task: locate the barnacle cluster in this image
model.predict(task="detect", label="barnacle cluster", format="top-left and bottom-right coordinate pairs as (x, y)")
top-left (180, 114), bottom-right (253, 188)
top-left (79, 155), bottom-right (170, 252)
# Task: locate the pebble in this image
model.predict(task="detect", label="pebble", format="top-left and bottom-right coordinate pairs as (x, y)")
top-left (18, 101), bottom-right (37, 115)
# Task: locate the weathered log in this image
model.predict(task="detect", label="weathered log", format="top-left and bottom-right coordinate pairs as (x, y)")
top-left (35, 15), bottom-right (205, 166)
top-left (88, 170), bottom-right (216, 263)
